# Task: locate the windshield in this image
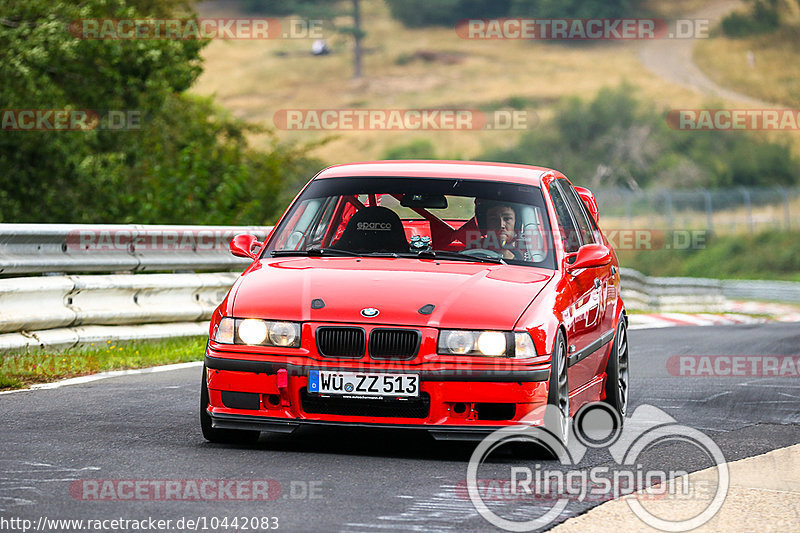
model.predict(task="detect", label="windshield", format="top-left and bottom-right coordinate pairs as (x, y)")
top-left (263, 176), bottom-right (555, 269)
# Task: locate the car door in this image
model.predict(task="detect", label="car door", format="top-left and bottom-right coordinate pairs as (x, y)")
top-left (557, 179), bottom-right (614, 384)
top-left (550, 180), bottom-right (610, 389)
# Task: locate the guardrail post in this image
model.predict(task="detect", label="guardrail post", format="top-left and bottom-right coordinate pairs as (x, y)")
top-left (777, 186), bottom-right (791, 231)
top-left (702, 188), bottom-right (713, 235)
top-left (740, 187), bottom-right (753, 234)
top-left (664, 190), bottom-right (674, 231)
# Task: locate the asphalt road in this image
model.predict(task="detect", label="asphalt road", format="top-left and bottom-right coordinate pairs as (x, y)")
top-left (1, 323), bottom-right (798, 532)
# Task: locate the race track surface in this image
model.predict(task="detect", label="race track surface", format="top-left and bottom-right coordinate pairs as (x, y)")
top-left (1, 323), bottom-right (798, 532)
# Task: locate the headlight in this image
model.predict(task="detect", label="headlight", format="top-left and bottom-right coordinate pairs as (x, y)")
top-left (437, 330), bottom-right (538, 358)
top-left (238, 319), bottom-right (268, 345)
top-left (477, 331), bottom-right (507, 356)
top-left (442, 330), bottom-right (475, 354)
top-left (268, 321), bottom-right (301, 347)
top-left (213, 317), bottom-right (301, 348)
top-left (438, 330), bottom-right (511, 357)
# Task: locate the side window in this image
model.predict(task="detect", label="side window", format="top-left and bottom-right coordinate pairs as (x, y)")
top-left (558, 180), bottom-right (595, 246)
top-left (548, 184), bottom-right (581, 253)
top-left (308, 196), bottom-right (339, 246)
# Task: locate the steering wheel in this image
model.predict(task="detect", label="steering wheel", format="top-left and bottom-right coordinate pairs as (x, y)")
top-left (460, 248), bottom-right (505, 259)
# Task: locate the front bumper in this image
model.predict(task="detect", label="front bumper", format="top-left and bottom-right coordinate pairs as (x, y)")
top-left (205, 353), bottom-right (551, 439)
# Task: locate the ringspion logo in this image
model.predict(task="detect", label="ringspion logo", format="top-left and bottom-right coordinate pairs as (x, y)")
top-left (467, 403), bottom-right (728, 531)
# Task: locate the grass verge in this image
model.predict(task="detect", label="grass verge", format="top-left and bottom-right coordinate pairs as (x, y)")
top-left (0, 336), bottom-right (206, 391)
top-left (617, 230), bottom-right (800, 281)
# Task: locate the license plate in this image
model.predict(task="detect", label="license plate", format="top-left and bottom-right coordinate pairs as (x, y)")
top-left (308, 370), bottom-right (419, 398)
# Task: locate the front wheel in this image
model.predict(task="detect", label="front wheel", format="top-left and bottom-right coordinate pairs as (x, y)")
top-left (604, 317), bottom-right (630, 420)
top-left (545, 329), bottom-right (569, 446)
top-left (200, 365), bottom-right (260, 444)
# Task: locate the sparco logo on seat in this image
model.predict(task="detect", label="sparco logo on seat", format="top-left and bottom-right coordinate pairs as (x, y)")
top-left (357, 222), bottom-right (392, 231)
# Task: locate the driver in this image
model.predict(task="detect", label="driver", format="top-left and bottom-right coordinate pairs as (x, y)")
top-left (472, 199), bottom-right (524, 260)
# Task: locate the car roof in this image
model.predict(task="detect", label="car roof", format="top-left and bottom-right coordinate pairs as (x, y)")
top-left (314, 160), bottom-right (559, 186)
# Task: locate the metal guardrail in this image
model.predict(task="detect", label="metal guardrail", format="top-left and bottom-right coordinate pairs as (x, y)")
top-left (0, 272), bottom-right (239, 333)
top-left (721, 279), bottom-right (800, 304)
top-left (0, 224), bottom-right (272, 275)
top-left (0, 272), bottom-right (240, 350)
top-left (619, 267), bottom-right (800, 309)
top-left (0, 225), bottom-right (798, 350)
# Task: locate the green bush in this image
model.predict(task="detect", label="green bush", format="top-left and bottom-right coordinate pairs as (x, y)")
top-left (617, 231), bottom-right (800, 281)
top-left (383, 139), bottom-right (437, 160)
top-left (721, 0), bottom-right (780, 37)
top-left (481, 84), bottom-right (800, 189)
top-left (240, 0), bottom-right (297, 15)
top-left (510, 0), bottom-right (641, 19)
top-left (386, 0), bottom-right (512, 28)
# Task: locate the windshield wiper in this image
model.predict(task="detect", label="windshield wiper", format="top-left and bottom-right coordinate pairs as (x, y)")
top-left (272, 248), bottom-right (504, 264)
top-left (399, 250), bottom-right (506, 264)
top-left (271, 247), bottom-right (362, 257)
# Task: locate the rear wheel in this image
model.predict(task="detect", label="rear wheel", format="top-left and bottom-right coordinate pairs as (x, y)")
top-left (604, 317), bottom-right (629, 420)
top-left (200, 365), bottom-right (260, 444)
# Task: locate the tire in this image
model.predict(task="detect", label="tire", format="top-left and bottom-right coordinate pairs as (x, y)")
top-left (604, 317), bottom-right (630, 420)
top-left (200, 365), bottom-right (260, 444)
top-left (545, 329), bottom-right (569, 447)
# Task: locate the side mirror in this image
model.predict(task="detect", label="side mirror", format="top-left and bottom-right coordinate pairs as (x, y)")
top-left (574, 186), bottom-right (599, 224)
top-left (567, 243), bottom-right (611, 272)
top-left (230, 234), bottom-right (262, 259)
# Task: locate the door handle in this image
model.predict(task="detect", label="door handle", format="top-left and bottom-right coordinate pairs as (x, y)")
top-left (594, 278), bottom-right (601, 289)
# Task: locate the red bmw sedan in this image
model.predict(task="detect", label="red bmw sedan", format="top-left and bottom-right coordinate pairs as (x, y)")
top-left (201, 160), bottom-right (628, 443)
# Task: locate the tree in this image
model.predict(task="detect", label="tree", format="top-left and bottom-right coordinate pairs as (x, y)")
top-left (385, 0), bottom-right (512, 28)
top-left (0, 0), bottom-right (318, 223)
top-left (721, 0), bottom-right (784, 37)
top-left (480, 84), bottom-right (799, 189)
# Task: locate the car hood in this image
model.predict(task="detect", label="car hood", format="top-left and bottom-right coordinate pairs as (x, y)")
top-left (231, 257), bottom-right (553, 330)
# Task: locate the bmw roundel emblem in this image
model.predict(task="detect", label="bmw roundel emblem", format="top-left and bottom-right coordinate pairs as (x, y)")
top-left (361, 307), bottom-right (380, 318)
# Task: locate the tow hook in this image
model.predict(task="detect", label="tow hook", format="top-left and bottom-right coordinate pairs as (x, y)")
top-left (277, 368), bottom-right (290, 407)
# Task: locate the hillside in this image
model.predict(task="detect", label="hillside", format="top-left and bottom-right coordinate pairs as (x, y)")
top-left (191, 0), bottom-right (779, 164)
